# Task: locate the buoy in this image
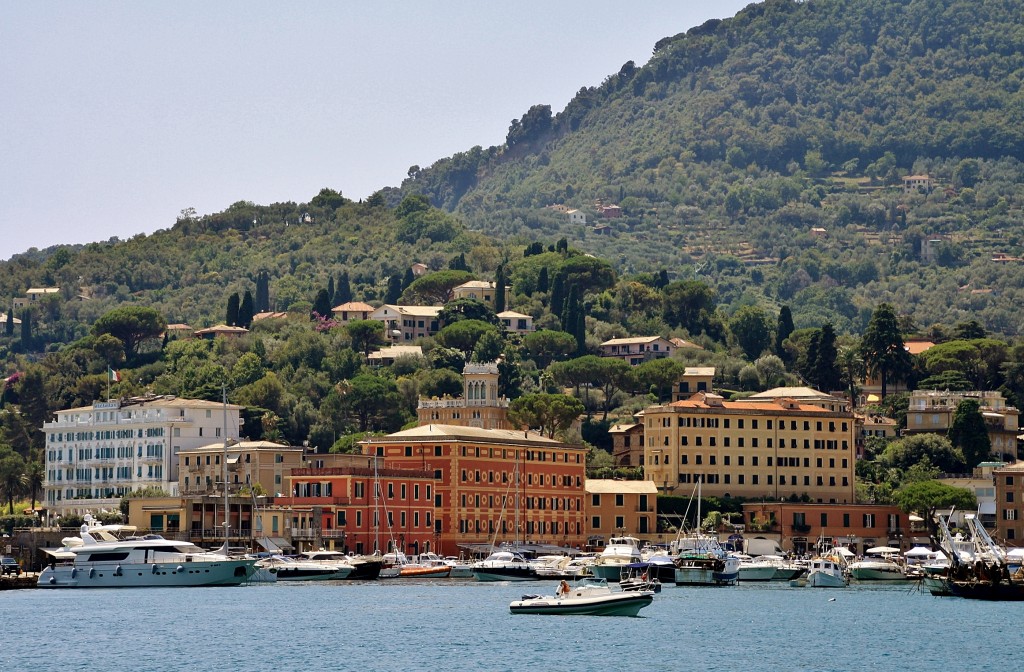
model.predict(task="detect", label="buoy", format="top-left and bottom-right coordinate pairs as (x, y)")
top-left (828, 597), bottom-right (836, 602)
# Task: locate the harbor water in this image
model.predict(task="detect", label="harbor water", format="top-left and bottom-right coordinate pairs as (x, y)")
top-left (1, 580), bottom-right (1016, 671)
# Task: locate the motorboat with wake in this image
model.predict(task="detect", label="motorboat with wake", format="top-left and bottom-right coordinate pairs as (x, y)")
top-left (510, 577), bottom-right (654, 616)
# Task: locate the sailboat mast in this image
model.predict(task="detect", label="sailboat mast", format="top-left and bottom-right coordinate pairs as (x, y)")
top-left (222, 384), bottom-right (229, 549)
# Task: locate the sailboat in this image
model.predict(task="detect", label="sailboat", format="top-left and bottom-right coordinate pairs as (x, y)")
top-left (471, 449), bottom-right (539, 581)
top-left (671, 478), bottom-right (739, 586)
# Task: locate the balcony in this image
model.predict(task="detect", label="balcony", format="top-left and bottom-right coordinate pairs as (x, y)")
top-left (791, 524), bottom-right (812, 533)
top-left (290, 528), bottom-right (347, 540)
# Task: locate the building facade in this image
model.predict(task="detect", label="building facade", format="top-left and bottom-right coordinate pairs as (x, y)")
top-left (369, 304), bottom-right (442, 342)
top-left (585, 479), bottom-right (658, 544)
top-left (598, 336), bottom-right (676, 365)
top-left (904, 389), bottom-right (1020, 460)
top-left (362, 425), bottom-right (588, 555)
top-left (178, 440), bottom-right (303, 498)
top-left (43, 396), bottom-right (243, 517)
top-left (740, 502), bottom-right (914, 555)
top-left (450, 281), bottom-right (511, 308)
top-left (641, 392), bottom-right (857, 503)
top-left (417, 362), bottom-right (511, 430)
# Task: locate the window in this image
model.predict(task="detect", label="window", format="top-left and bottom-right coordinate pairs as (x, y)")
top-left (863, 513), bottom-right (875, 528)
top-left (615, 494), bottom-right (624, 507)
top-left (591, 516), bottom-right (600, 529)
top-left (820, 513), bottom-right (828, 527)
top-left (591, 494), bottom-right (601, 506)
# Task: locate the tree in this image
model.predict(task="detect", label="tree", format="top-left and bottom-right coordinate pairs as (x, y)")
top-left (20, 309), bottom-right (32, 346)
top-left (24, 460), bottom-right (44, 511)
top-left (948, 398), bottom-right (992, 467)
top-left (522, 330), bottom-right (577, 368)
top-left (335, 271), bottom-right (352, 305)
top-left (471, 329), bottom-right (504, 364)
top-left (436, 320), bottom-right (501, 357)
top-left (312, 288), bottom-right (332, 318)
top-left (384, 275), bottom-right (403, 304)
top-left (438, 298), bottom-right (498, 326)
top-left (859, 303), bottom-right (912, 398)
top-left (0, 451), bottom-right (26, 514)
top-left (730, 305), bottom-right (772, 361)
top-left (877, 434), bottom-right (965, 474)
top-left (4, 310), bottom-right (12, 336)
top-left (401, 270), bottom-right (474, 305)
top-left (662, 280), bottom-right (716, 333)
top-left (92, 306), bottom-right (167, 362)
top-left (894, 480), bottom-right (976, 543)
top-left (811, 324), bottom-right (842, 392)
top-left (225, 292), bottom-right (240, 326)
top-left (494, 264), bottom-right (507, 314)
top-left (310, 187), bottom-right (346, 210)
top-left (417, 368), bottom-right (464, 399)
top-left (343, 375), bottom-right (407, 432)
top-left (327, 276), bottom-right (336, 306)
top-left (837, 345), bottom-right (864, 408)
top-left (255, 270), bottom-right (270, 312)
top-left (634, 358), bottom-right (684, 402)
top-left (238, 290), bottom-right (255, 328)
top-left (508, 393), bottom-right (584, 439)
top-left (775, 306), bottom-right (794, 362)
top-left (346, 320), bottom-right (385, 358)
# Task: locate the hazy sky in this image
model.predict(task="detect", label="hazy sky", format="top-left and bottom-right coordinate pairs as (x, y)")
top-left (1, 1), bottom-right (753, 261)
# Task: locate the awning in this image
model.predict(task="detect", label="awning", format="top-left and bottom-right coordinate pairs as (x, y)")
top-left (979, 501), bottom-right (996, 515)
top-left (256, 536), bottom-right (293, 552)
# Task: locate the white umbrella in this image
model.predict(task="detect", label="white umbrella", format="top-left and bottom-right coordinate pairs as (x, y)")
top-left (904, 546), bottom-right (937, 557)
top-left (1007, 548), bottom-right (1024, 558)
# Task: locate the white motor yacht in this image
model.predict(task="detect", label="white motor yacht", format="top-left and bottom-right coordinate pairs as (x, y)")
top-left (256, 554), bottom-right (353, 581)
top-left (471, 550), bottom-right (539, 581)
top-left (39, 523), bottom-right (255, 588)
top-left (590, 536), bottom-right (642, 582)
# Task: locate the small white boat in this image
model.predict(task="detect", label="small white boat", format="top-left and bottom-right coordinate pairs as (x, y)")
top-left (590, 536), bottom-right (643, 582)
top-left (806, 555), bottom-right (848, 588)
top-left (472, 550), bottom-right (539, 581)
top-left (734, 554), bottom-right (778, 582)
top-left (510, 578), bottom-right (653, 616)
top-left (417, 552), bottom-right (473, 578)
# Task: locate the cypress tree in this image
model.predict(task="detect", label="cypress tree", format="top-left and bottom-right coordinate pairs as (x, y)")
top-left (402, 268), bottom-right (415, 291)
top-left (225, 293), bottom-right (240, 326)
top-left (537, 266), bottom-right (549, 294)
top-left (4, 310), bottom-right (12, 336)
top-left (327, 276), bottom-right (336, 306)
top-left (335, 272), bottom-right (352, 304)
top-left (385, 275), bottom-right (403, 304)
top-left (812, 324), bottom-right (842, 392)
top-left (238, 290), bottom-right (255, 328)
top-left (549, 272), bottom-right (565, 316)
top-left (776, 305), bottom-right (794, 360)
top-left (312, 289), bottom-right (332, 318)
top-left (20, 309), bottom-right (31, 345)
top-left (255, 271), bottom-right (270, 312)
top-left (949, 398), bottom-right (992, 467)
top-left (494, 264), bottom-right (507, 314)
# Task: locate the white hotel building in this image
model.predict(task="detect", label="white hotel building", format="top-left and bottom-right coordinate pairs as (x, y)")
top-left (43, 396), bottom-right (242, 517)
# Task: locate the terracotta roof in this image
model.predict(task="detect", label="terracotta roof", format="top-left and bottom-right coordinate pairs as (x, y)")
top-left (585, 479), bottom-right (658, 495)
top-left (195, 324), bottom-right (249, 335)
top-left (666, 397), bottom-right (833, 414)
top-left (600, 336), bottom-right (670, 346)
top-left (251, 311), bottom-right (287, 321)
top-left (368, 424), bottom-right (576, 447)
top-left (332, 301), bottom-right (375, 313)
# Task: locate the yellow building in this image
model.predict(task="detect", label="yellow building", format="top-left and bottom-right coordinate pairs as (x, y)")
top-left (179, 440), bottom-right (304, 497)
top-left (641, 392), bottom-right (856, 503)
top-left (905, 390), bottom-right (1019, 460)
top-left (584, 479), bottom-right (658, 542)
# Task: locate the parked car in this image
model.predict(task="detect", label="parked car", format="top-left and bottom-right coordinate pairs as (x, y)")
top-left (1, 556), bottom-right (21, 576)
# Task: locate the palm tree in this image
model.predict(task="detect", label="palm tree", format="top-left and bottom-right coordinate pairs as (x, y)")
top-left (25, 460), bottom-right (44, 511)
top-left (838, 345), bottom-right (865, 409)
top-left (0, 453), bottom-right (28, 514)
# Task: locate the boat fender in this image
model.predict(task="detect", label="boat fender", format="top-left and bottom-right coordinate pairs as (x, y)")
top-left (71, 568), bottom-right (77, 579)
top-left (176, 565), bottom-right (184, 573)
top-left (152, 564), bottom-right (160, 574)
top-left (89, 568), bottom-right (96, 578)
top-left (48, 576), bottom-right (56, 584)
top-left (115, 565), bottom-right (122, 576)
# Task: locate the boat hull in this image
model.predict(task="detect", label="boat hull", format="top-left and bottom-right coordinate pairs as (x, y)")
top-left (737, 564), bottom-right (777, 582)
top-left (397, 565), bottom-right (451, 578)
top-left (946, 580), bottom-right (1024, 601)
top-left (850, 565), bottom-right (908, 581)
top-left (472, 567), bottom-right (539, 582)
top-left (38, 559), bottom-right (256, 588)
top-left (807, 570), bottom-right (847, 588)
top-left (590, 563), bottom-right (629, 582)
top-left (510, 592), bottom-right (653, 616)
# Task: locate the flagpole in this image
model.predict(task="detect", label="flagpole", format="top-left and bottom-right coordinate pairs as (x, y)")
top-left (106, 368), bottom-right (111, 401)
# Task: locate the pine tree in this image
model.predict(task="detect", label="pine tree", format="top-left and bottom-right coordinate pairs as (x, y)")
top-left (860, 303), bottom-right (912, 398)
top-left (238, 290), bottom-right (255, 328)
top-left (335, 272), bottom-right (352, 304)
top-left (225, 293), bottom-right (240, 326)
top-left (494, 264), bottom-right (507, 314)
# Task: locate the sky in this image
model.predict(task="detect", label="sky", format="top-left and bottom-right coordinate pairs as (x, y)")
top-left (0, 1), bottom-right (754, 261)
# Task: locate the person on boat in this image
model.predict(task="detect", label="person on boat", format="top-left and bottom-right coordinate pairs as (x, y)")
top-left (557, 580), bottom-right (570, 596)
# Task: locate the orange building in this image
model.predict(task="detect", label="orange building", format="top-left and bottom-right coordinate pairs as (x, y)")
top-left (740, 502), bottom-right (914, 555)
top-left (270, 459), bottom-right (437, 556)
top-left (363, 424), bottom-right (588, 555)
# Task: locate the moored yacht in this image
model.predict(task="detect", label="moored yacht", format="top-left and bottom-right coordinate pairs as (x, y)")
top-left (471, 549), bottom-right (539, 581)
top-left (39, 523), bottom-right (255, 588)
top-left (806, 554), bottom-right (848, 588)
top-left (590, 536), bottom-right (643, 582)
top-left (256, 554), bottom-right (353, 581)
top-left (849, 547), bottom-right (909, 581)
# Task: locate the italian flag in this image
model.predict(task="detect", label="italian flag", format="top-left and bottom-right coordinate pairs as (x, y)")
top-left (108, 367), bottom-right (121, 383)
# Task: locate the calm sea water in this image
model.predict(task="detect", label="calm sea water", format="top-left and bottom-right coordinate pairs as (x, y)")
top-left (1, 580), bottom-right (1017, 672)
